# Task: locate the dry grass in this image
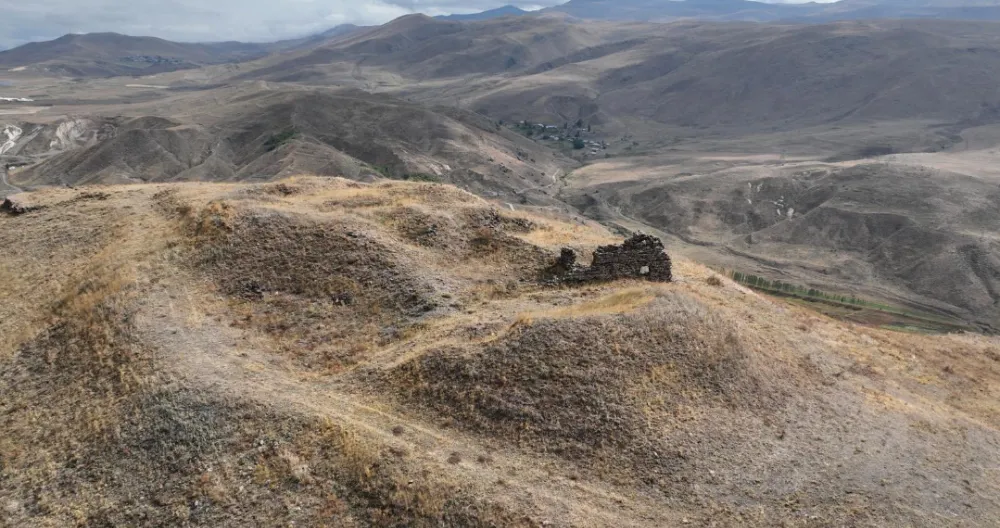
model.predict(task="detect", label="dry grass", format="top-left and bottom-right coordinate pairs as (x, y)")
top-left (2, 176), bottom-right (1000, 527)
top-left (385, 290), bottom-right (789, 487)
top-left (517, 287), bottom-right (656, 320)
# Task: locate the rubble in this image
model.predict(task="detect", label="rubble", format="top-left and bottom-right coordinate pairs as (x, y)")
top-left (545, 234), bottom-right (672, 283)
top-left (1, 194), bottom-right (39, 215)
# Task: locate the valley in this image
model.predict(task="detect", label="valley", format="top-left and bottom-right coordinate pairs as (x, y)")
top-left (2, 15), bottom-right (999, 331)
top-left (1, 6), bottom-right (1000, 526)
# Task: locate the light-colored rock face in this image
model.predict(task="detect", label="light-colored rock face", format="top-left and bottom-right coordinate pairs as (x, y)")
top-left (0, 124), bottom-right (22, 156)
top-left (49, 118), bottom-right (100, 151)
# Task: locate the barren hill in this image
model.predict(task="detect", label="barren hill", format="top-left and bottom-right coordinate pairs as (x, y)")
top-left (437, 5), bottom-right (530, 21)
top-left (5, 87), bottom-right (568, 204)
top-left (230, 16), bottom-right (1000, 142)
top-left (1, 176), bottom-right (998, 526)
top-left (0, 33), bottom-right (271, 77)
top-left (233, 14), bottom-right (633, 83)
top-left (564, 156), bottom-right (1000, 331)
top-left (4, 14), bottom-right (1000, 333)
top-left (542, 0), bottom-right (1000, 22)
top-left (212, 14), bottom-right (1000, 327)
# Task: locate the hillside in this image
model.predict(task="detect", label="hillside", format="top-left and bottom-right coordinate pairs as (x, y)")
top-left (0, 33), bottom-right (271, 77)
top-left (437, 5), bottom-right (530, 21)
top-left (4, 87), bottom-right (569, 204)
top-left (3, 15), bottom-right (1000, 333)
top-left (1, 176), bottom-right (999, 526)
top-left (563, 155), bottom-right (1000, 331)
top-left (546, 0), bottom-right (826, 21)
top-left (230, 16), bottom-right (1000, 140)
top-left (232, 14), bottom-right (644, 83)
top-left (215, 14), bottom-right (1000, 328)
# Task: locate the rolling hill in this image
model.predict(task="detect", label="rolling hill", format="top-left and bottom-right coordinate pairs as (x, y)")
top-left (436, 5), bottom-right (530, 21)
top-left (562, 156), bottom-right (1000, 331)
top-left (228, 16), bottom-right (1000, 140)
top-left (542, 0), bottom-right (1000, 22)
top-left (4, 9), bottom-right (1000, 525)
top-left (218, 14), bottom-right (1000, 329)
top-left (5, 87), bottom-right (569, 204)
top-left (0, 33), bottom-right (273, 77)
top-left (232, 14), bottom-right (634, 83)
top-left (2, 177), bottom-right (999, 526)
top-left (5, 14), bottom-right (1000, 331)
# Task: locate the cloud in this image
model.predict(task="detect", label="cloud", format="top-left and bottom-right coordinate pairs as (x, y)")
top-left (0, 0), bottom-right (820, 50)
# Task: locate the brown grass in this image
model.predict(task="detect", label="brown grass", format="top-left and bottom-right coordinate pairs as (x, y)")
top-left (3, 177), bottom-right (1000, 527)
top-left (385, 290), bottom-right (789, 486)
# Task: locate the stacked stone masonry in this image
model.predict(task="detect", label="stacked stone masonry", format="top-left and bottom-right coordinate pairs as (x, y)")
top-left (546, 234), bottom-right (672, 283)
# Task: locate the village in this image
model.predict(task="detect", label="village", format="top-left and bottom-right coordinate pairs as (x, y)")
top-left (510, 119), bottom-right (611, 156)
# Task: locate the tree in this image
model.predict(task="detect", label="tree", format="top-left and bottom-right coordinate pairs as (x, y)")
top-left (573, 138), bottom-right (586, 149)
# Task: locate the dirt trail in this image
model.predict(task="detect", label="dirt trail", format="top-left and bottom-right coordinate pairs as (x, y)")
top-left (134, 278), bottom-right (687, 527)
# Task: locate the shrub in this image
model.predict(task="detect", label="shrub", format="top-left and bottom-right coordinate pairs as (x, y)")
top-left (264, 129), bottom-right (297, 152)
top-left (403, 173), bottom-right (440, 183)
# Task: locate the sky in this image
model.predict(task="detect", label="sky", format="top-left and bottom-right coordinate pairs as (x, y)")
top-left (0, 0), bottom-right (825, 50)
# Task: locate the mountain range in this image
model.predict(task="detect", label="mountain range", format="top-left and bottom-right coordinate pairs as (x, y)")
top-left (3, 13), bottom-right (999, 329)
top-left (530, 0), bottom-right (1000, 22)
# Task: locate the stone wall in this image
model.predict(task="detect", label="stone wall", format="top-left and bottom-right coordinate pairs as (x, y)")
top-left (545, 234), bottom-right (672, 283)
top-left (1, 194), bottom-right (37, 215)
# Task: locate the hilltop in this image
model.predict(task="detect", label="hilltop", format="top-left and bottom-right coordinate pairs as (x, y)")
top-left (1, 176), bottom-right (998, 526)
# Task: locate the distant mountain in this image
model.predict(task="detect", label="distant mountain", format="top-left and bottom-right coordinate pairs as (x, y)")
top-left (436, 5), bottom-right (530, 21)
top-left (543, 0), bottom-right (1000, 22)
top-left (266, 24), bottom-right (364, 52)
top-left (0, 33), bottom-right (270, 77)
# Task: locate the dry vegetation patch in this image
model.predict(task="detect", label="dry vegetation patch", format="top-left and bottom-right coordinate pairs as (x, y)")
top-left (4, 177), bottom-right (1000, 527)
top-left (384, 290), bottom-right (789, 484)
top-left (191, 207), bottom-right (441, 370)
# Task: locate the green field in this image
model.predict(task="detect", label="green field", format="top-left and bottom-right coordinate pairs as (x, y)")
top-left (726, 271), bottom-right (973, 334)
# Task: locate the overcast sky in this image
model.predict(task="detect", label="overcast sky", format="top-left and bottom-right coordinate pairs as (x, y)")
top-left (0, 0), bottom-right (824, 50)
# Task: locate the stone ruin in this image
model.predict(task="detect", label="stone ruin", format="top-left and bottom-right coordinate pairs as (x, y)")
top-left (0, 194), bottom-right (36, 216)
top-left (545, 234), bottom-right (672, 283)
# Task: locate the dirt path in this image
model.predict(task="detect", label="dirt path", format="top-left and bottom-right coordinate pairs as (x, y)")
top-left (133, 278), bottom-right (688, 527)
